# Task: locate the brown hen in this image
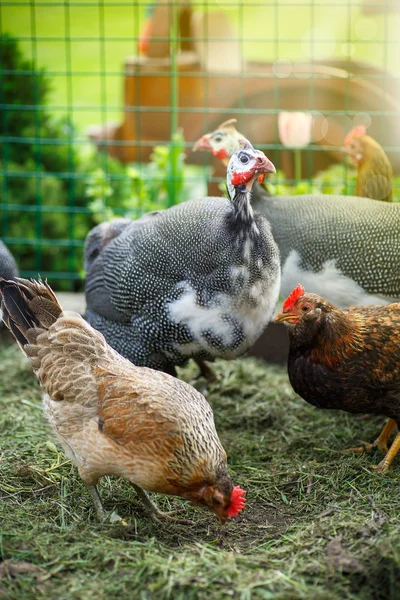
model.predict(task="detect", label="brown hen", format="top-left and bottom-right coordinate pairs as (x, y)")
top-left (276, 284), bottom-right (400, 471)
top-left (0, 278), bottom-right (246, 524)
top-left (344, 125), bottom-right (392, 202)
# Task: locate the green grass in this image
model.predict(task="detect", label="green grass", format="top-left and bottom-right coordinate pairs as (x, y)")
top-left (1, 340), bottom-right (400, 599)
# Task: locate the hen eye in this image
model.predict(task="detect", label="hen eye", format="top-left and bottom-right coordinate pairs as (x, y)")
top-left (301, 304), bottom-right (311, 312)
top-left (239, 154), bottom-right (249, 164)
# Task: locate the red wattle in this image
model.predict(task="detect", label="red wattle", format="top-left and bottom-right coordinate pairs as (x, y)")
top-left (214, 148), bottom-right (229, 160)
top-left (231, 170), bottom-right (253, 186)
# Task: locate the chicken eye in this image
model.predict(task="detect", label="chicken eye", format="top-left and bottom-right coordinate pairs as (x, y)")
top-left (301, 304), bottom-right (311, 312)
top-left (239, 154), bottom-right (249, 164)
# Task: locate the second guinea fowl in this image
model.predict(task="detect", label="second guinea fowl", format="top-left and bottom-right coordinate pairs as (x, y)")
top-left (194, 121), bottom-right (400, 308)
top-left (85, 140), bottom-right (280, 375)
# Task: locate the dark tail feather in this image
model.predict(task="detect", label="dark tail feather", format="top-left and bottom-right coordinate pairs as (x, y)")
top-left (0, 278), bottom-right (63, 349)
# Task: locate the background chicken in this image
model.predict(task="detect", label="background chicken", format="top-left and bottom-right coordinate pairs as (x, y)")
top-left (0, 278), bottom-right (246, 524)
top-left (193, 122), bottom-right (400, 308)
top-left (276, 284), bottom-right (400, 471)
top-left (344, 125), bottom-right (393, 202)
top-left (85, 140), bottom-right (280, 376)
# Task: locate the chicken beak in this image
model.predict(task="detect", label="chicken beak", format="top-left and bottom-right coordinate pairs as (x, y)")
top-left (275, 312), bottom-right (298, 324)
top-left (193, 135), bottom-right (212, 152)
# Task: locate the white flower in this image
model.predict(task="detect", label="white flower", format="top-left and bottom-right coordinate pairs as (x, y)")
top-left (278, 112), bottom-right (312, 148)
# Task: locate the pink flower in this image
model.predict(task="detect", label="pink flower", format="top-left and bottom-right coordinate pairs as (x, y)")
top-left (278, 112), bottom-right (312, 148)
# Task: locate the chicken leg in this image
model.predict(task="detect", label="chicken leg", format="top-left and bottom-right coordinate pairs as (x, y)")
top-left (347, 418), bottom-right (397, 454)
top-left (373, 429), bottom-right (400, 472)
top-left (130, 484), bottom-right (193, 524)
top-left (87, 485), bottom-right (126, 524)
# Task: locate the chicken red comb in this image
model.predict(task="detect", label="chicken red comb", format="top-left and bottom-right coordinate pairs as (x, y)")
top-left (344, 125), bottom-right (367, 146)
top-left (226, 485), bottom-right (246, 518)
top-left (282, 284), bottom-right (305, 311)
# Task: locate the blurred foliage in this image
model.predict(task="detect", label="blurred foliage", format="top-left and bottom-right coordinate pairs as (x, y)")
top-left (86, 130), bottom-right (208, 224)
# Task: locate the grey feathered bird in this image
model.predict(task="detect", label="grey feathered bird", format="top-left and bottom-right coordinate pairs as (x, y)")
top-left (85, 140), bottom-right (280, 374)
top-left (0, 240), bottom-right (19, 281)
top-left (194, 122), bottom-right (400, 308)
top-left (0, 240), bottom-right (19, 325)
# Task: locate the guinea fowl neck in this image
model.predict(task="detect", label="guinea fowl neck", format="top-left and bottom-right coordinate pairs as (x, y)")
top-left (228, 185), bottom-right (259, 242)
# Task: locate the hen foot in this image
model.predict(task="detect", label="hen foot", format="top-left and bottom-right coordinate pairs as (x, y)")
top-left (88, 485), bottom-right (127, 525)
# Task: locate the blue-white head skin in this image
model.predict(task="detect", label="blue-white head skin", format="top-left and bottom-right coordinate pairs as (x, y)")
top-left (226, 138), bottom-right (276, 200)
top-left (193, 119), bottom-right (243, 166)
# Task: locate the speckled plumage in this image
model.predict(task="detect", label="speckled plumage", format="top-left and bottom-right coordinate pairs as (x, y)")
top-left (0, 278), bottom-right (244, 521)
top-left (194, 123), bottom-right (400, 308)
top-left (85, 143), bottom-right (280, 372)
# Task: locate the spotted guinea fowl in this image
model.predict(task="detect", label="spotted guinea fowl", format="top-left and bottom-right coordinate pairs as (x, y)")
top-left (85, 139), bottom-right (280, 375)
top-left (0, 277), bottom-right (246, 524)
top-left (194, 122), bottom-right (400, 308)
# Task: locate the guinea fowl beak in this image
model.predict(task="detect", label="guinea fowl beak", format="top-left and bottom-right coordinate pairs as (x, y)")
top-left (193, 135), bottom-right (212, 152)
top-left (244, 155), bottom-right (276, 191)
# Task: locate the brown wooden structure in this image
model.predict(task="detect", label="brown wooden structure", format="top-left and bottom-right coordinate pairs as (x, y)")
top-left (88, 1), bottom-right (400, 178)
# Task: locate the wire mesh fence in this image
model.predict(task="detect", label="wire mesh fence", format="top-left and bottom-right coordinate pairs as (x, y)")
top-left (1, 0), bottom-right (399, 289)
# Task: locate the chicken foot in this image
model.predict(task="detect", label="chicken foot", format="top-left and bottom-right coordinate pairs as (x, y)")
top-left (346, 418), bottom-right (397, 454)
top-left (130, 483), bottom-right (193, 525)
top-left (373, 429), bottom-right (400, 472)
top-left (87, 485), bottom-right (126, 524)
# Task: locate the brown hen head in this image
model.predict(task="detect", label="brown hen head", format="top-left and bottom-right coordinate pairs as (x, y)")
top-left (276, 285), bottom-right (367, 367)
top-left (182, 468), bottom-right (246, 524)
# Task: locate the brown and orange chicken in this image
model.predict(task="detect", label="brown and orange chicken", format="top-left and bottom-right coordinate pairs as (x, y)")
top-left (276, 284), bottom-right (400, 471)
top-left (0, 278), bottom-right (246, 524)
top-left (344, 125), bottom-right (392, 202)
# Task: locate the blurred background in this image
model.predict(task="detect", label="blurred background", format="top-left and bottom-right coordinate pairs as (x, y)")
top-left (1, 0), bottom-right (400, 289)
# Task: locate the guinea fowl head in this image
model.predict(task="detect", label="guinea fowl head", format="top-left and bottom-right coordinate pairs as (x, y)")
top-left (344, 125), bottom-right (367, 165)
top-left (193, 119), bottom-right (243, 166)
top-left (276, 284), bottom-right (336, 328)
top-left (226, 139), bottom-right (275, 199)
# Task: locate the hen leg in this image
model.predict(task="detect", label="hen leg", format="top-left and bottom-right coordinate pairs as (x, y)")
top-left (195, 359), bottom-right (216, 382)
top-left (131, 483), bottom-right (192, 524)
top-left (347, 418), bottom-right (396, 454)
top-left (373, 430), bottom-right (400, 472)
top-left (87, 485), bottom-right (126, 524)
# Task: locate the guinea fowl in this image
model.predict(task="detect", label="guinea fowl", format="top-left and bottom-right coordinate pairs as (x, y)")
top-left (0, 240), bottom-right (19, 324)
top-left (276, 284), bottom-right (400, 471)
top-left (0, 240), bottom-right (18, 281)
top-left (0, 278), bottom-right (246, 524)
top-left (344, 125), bottom-right (392, 202)
top-left (85, 140), bottom-right (280, 375)
top-left (194, 123), bottom-right (400, 308)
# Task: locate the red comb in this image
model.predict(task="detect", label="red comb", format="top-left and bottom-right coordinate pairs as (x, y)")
top-left (226, 485), bottom-right (246, 518)
top-left (282, 284), bottom-right (305, 311)
top-left (344, 125), bottom-right (367, 146)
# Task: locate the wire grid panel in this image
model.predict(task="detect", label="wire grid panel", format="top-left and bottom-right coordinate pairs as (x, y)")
top-left (0, 0), bottom-right (399, 289)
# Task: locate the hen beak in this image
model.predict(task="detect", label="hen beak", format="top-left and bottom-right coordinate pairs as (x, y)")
top-left (193, 135), bottom-right (212, 152)
top-left (275, 312), bottom-right (297, 324)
